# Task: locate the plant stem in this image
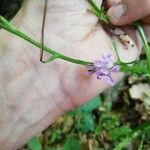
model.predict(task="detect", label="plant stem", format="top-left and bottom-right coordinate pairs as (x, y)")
top-left (87, 0), bottom-right (150, 76)
top-left (0, 16), bottom-right (92, 66)
top-left (87, 0), bottom-right (101, 14)
top-left (87, 0), bottom-right (108, 24)
top-left (114, 121), bottom-right (150, 150)
top-left (135, 22), bottom-right (150, 74)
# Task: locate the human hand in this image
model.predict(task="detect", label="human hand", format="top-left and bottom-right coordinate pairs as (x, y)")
top-left (0, 0), bottom-right (140, 149)
top-left (105, 0), bottom-right (150, 42)
top-left (106, 0), bottom-right (150, 25)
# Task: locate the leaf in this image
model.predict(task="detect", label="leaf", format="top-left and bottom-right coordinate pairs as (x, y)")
top-left (63, 137), bottom-right (81, 150)
top-left (68, 96), bottom-right (100, 133)
top-left (109, 125), bottom-right (132, 140)
top-left (77, 113), bottom-right (95, 133)
top-left (79, 96), bottom-right (101, 113)
top-left (46, 147), bottom-right (57, 150)
top-left (50, 129), bottom-right (62, 144)
top-left (67, 95), bottom-right (101, 116)
top-left (120, 61), bottom-right (147, 75)
top-left (100, 113), bottom-right (120, 130)
top-left (27, 137), bottom-right (42, 150)
top-left (114, 130), bottom-right (142, 150)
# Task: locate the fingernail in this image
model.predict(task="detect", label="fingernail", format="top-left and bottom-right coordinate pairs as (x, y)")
top-left (108, 3), bottom-right (127, 21)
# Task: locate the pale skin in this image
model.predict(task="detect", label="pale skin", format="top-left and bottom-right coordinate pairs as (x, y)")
top-left (0, 0), bottom-right (149, 149)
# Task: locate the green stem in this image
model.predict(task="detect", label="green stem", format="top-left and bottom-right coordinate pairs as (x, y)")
top-left (87, 0), bottom-right (108, 24)
top-left (87, 0), bottom-right (101, 14)
top-left (114, 121), bottom-right (150, 150)
top-left (0, 16), bottom-right (92, 66)
top-left (135, 22), bottom-right (150, 74)
top-left (112, 40), bottom-right (139, 65)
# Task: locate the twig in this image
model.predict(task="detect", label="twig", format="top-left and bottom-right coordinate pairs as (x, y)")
top-left (0, 16), bottom-right (92, 66)
top-left (40, 0), bottom-right (48, 62)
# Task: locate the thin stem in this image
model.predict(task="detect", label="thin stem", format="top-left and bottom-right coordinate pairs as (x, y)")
top-left (40, 0), bottom-right (48, 62)
top-left (135, 22), bottom-right (150, 74)
top-left (87, 0), bottom-right (150, 76)
top-left (0, 16), bottom-right (92, 66)
top-left (87, 0), bottom-right (108, 24)
top-left (87, 0), bottom-right (101, 14)
top-left (114, 121), bottom-right (150, 150)
top-left (112, 40), bottom-right (121, 62)
top-left (112, 40), bottom-right (139, 65)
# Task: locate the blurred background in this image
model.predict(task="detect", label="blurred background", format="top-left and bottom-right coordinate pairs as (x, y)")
top-left (20, 74), bottom-right (150, 150)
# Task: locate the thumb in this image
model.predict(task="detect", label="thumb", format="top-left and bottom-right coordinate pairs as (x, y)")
top-left (107, 0), bottom-right (150, 25)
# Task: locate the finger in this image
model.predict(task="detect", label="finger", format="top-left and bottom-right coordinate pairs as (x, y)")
top-left (143, 23), bottom-right (150, 42)
top-left (105, 0), bottom-right (121, 8)
top-left (107, 0), bottom-right (150, 25)
top-left (106, 0), bottom-right (150, 24)
top-left (142, 16), bottom-right (150, 24)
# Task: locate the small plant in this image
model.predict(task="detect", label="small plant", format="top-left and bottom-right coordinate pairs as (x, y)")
top-left (86, 0), bottom-right (150, 77)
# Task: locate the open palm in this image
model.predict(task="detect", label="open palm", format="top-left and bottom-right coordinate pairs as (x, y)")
top-left (0, 0), bottom-right (140, 149)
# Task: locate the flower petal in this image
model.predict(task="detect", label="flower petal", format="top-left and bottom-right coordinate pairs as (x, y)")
top-left (111, 66), bottom-right (120, 73)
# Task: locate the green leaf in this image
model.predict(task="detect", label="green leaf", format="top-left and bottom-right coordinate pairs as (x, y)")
top-left (50, 129), bottom-right (62, 144)
top-left (79, 96), bottom-right (101, 113)
top-left (27, 137), bottom-right (42, 150)
top-left (114, 130), bottom-right (142, 150)
top-left (67, 109), bottom-right (79, 116)
top-left (109, 125), bottom-right (132, 140)
top-left (120, 60), bottom-right (148, 75)
top-left (46, 147), bottom-right (58, 150)
top-left (77, 113), bottom-right (95, 132)
top-left (67, 96), bottom-right (101, 117)
top-left (100, 113), bottom-right (120, 130)
top-left (63, 137), bottom-right (81, 150)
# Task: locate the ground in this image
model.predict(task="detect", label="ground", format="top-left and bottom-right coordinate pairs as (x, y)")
top-left (20, 66), bottom-right (150, 150)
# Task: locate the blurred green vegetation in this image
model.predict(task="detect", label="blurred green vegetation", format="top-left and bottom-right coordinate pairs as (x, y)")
top-left (21, 75), bottom-right (150, 150)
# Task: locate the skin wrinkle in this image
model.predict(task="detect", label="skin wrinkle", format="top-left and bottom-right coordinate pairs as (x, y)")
top-left (53, 63), bottom-right (78, 110)
top-left (7, 104), bottom-right (18, 112)
top-left (0, 83), bottom-right (23, 125)
top-left (55, 60), bottom-right (88, 109)
top-left (33, 63), bottom-right (71, 113)
top-left (0, 59), bottom-right (56, 127)
top-left (46, 90), bottom-right (67, 114)
top-left (81, 24), bottom-right (102, 42)
top-left (43, 1), bottom-right (99, 46)
top-left (47, 0), bottom-right (89, 12)
top-left (61, 65), bottom-right (91, 107)
top-left (5, 93), bottom-right (61, 146)
top-left (0, 41), bottom-right (35, 82)
top-left (12, 107), bottom-right (62, 150)
top-left (7, 71), bottom-right (31, 101)
top-left (3, 106), bottom-right (62, 150)
top-left (1, 89), bottom-right (36, 138)
top-left (61, 76), bottom-right (78, 110)
top-left (23, 52), bottom-right (59, 102)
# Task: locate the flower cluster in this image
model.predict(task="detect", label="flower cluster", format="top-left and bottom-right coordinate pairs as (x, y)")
top-left (87, 54), bottom-right (120, 85)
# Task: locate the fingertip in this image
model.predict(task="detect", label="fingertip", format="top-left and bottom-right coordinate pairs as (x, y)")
top-left (107, 3), bottom-right (127, 25)
top-left (142, 15), bottom-right (150, 24)
top-left (106, 0), bottom-right (121, 8)
top-left (107, 0), bottom-right (150, 26)
top-left (107, 9), bottom-right (118, 25)
top-left (143, 23), bottom-right (150, 42)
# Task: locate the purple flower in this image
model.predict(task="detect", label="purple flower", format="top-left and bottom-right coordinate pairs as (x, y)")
top-left (87, 54), bottom-right (120, 85)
